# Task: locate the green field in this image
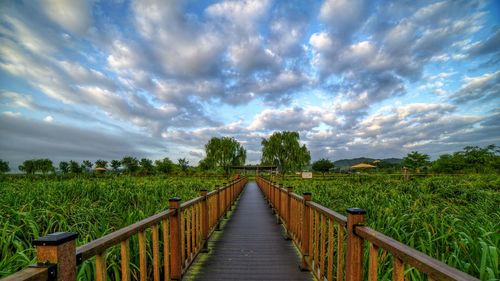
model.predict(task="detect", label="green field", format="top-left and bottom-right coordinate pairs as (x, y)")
top-left (0, 175), bottom-right (224, 279)
top-left (274, 174), bottom-right (500, 280)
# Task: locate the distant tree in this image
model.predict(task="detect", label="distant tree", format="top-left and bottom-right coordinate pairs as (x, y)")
top-left (155, 158), bottom-right (174, 174)
top-left (312, 158), bottom-right (334, 176)
top-left (59, 161), bottom-right (70, 174)
top-left (178, 158), bottom-right (189, 174)
top-left (139, 158), bottom-right (154, 175)
top-left (95, 159), bottom-right (108, 169)
top-left (19, 160), bottom-right (36, 174)
top-left (121, 156), bottom-right (139, 174)
top-left (402, 151), bottom-right (430, 172)
top-left (35, 159), bottom-right (54, 174)
top-left (261, 131), bottom-right (310, 176)
top-left (0, 159), bottom-right (10, 174)
top-left (432, 144), bottom-right (499, 173)
top-left (69, 160), bottom-right (82, 174)
top-left (197, 158), bottom-right (210, 171)
top-left (110, 160), bottom-right (121, 172)
top-left (203, 137), bottom-right (246, 177)
top-left (81, 160), bottom-right (93, 172)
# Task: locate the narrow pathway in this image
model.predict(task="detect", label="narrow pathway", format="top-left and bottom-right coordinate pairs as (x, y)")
top-left (190, 181), bottom-right (312, 281)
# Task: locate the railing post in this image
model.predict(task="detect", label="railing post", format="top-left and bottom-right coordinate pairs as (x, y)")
top-left (169, 198), bottom-right (182, 281)
top-left (32, 232), bottom-right (78, 281)
top-left (346, 208), bottom-right (366, 281)
top-left (285, 186), bottom-right (293, 240)
top-left (216, 186), bottom-right (222, 230)
top-left (200, 190), bottom-right (209, 253)
top-left (300, 192), bottom-right (312, 271)
top-left (277, 184), bottom-right (282, 224)
top-left (224, 183), bottom-right (229, 218)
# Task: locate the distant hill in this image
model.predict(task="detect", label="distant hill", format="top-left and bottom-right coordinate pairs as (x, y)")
top-left (333, 157), bottom-right (402, 167)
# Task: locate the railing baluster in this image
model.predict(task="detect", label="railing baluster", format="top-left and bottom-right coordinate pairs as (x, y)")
top-left (162, 219), bottom-right (169, 281)
top-left (187, 208), bottom-right (191, 262)
top-left (138, 230), bottom-right (147, 281)
top-left (300, 192), bottom-right (312, 270)
top-left (328, 220), bottom-right (334, 281)
top-left (95, 252), bottom-right (106, 281)
top-left (314, 210), bottom-right (320, 275)
top-left (392, 256), bottom-right (404, 281)
top-left (337, 224), bottom-right (344, 281)
top-left (201, 190), bottom-right (209, 252)
top-left (369, 243), bottom-right (379, 281)
top-left (320, 214), bottom-right (326, 277)
top-left (152, 224), bottom-right (160, 281)
top-left (121, 239), bottom-right (130, 281)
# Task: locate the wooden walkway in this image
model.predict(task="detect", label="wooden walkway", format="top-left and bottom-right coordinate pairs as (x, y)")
top-left (188, 181), bottom-right (312, 281)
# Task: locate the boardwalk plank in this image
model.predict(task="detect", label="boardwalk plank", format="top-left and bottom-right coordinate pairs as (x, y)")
top-left (190, 181), bottom-right (312, 281)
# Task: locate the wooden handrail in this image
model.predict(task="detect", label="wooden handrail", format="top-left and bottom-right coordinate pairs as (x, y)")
top-left (76, 209), bottom-right (173, 261)
top-left (306, 201), bottom-right (347, 226)
top-left (1, 268), bottom-right (49, 281)
top-left (355, 226), bottom-right (478, 281)
top-left (255, 176), bottom-right (479, 281)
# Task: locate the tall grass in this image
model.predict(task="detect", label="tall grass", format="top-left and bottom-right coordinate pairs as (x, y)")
top-left (279, 174), bottom-right (499, 280)
top-left (0, 175), bottom-right (223, 279)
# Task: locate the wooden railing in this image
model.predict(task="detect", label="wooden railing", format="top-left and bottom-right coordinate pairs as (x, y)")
top-left (256, 176), bottom-right (478, 281)
top-left (1, 177), bottom-right (247, 281)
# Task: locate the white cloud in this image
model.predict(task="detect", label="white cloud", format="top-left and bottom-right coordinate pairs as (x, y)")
top-left (43, 115), bottom-right (54, 123)
top-left (451, 71), bottom-right (500, 103)
top-left (42, 0), bottom-right (92, 34)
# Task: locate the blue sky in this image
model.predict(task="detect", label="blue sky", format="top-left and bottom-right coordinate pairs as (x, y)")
top-left (0, 0), bottom-right (499, 168)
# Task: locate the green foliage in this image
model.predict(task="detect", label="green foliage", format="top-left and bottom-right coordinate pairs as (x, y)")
top-left (402, 151), bottom-right (430, 172)
top-left (18, 159), bottom-right (54, 174)
top-left (59, 161), bottom-right (70, 174)
top-left (94, 160), bottom-right (108, 169)
top-left (433, 144), bottom-right (499, 173)
top-left (178, 158), bottom-right (189, 174)
top-left (154, 158), bottom-right (174, 174)
top-left (203, 137), bottom-right (246, 175)
top-left (138, 158), bottom-right (154, 175)
top-left (121, 156), bottom-right (139, 174)
top-left (0, 159), bottom-right (10, 174)
top-left (110, 160), bottom-right (121, 172)
top-left (81, 160), bottom-right (93, 172)
top-left (261, 131), bottom-right (311, 175)
top-left (312, 158), bottom-right (334, 174)
top-left (278, 174), bottom-right (500, 280)
top-left (69, 160), bottom-right (82, 174)
top-left (0, 175), bottom-right (225, 279)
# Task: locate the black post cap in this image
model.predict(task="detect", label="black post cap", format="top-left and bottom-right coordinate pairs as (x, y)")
top-left (33, 232), bottom-right (78, 246)
top-left (303, 192), bottom-right (312, 195)
top-left (169, 197), bottom-right (181, 202)
top-left (200, 189), bottom-right (208, 192)
top-left (347, 208), bottom-right (366, 215)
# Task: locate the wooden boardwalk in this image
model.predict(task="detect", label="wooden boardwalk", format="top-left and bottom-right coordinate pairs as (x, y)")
top-left (189, 181), bottom-right (312, 281)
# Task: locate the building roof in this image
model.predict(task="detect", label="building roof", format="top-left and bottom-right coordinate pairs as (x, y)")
top-left (351, 163), bottom-right (376, 169)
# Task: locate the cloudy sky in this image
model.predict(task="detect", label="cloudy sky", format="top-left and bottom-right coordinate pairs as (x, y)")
top-left (0, 0), bottom-right (499, 169)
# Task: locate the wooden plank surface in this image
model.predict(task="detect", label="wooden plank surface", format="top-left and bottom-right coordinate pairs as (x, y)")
top-left (189, 181), bottom-right (312, 281)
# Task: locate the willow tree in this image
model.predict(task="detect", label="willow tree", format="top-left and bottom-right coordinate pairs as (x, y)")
top-left (261, 131), bottom-right (310, 176)
top-left (203, 137), bottom-right (246, 177)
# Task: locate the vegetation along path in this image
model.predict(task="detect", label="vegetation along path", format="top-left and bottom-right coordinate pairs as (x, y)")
top-left (190, 181), bottom-right (312, 281)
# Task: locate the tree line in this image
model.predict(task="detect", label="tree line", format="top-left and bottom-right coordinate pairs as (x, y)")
top-left (0, 131), bottom-right (497, 175)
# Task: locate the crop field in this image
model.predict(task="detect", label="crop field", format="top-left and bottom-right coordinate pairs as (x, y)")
top-left (0, 175), bottom-right (225, 279)
top-left (275, 174), bottom-right (500, 280)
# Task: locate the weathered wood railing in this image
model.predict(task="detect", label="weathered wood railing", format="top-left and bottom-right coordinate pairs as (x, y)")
top-left (256, 176), bottom-right (478, 281)
top-left (1, 177), bottom-right (247, 281)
